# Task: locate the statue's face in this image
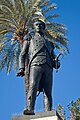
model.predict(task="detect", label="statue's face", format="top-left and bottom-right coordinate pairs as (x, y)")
top-left (33, 21), bottom-right (45, 32)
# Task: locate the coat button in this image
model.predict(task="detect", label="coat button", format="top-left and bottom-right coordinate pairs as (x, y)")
top-left (37, 62), bottom-right (39, 65)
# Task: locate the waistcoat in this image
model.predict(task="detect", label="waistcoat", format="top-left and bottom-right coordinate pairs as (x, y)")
top-left (29, 32), bottom-right (53, 68)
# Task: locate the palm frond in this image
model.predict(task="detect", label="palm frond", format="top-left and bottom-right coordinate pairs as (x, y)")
top-left (54, 43), bottom-right (67, 54)
top-left (40, 0), bottom-right (50, 8)
top-left (0, 3), bottom-right (17, 24)
top-left (46, 14), bottom-right (59, 20)
top-left (6, 50), bottom-right (13, 74)
top-left (46, 22), bottom-right (67, 34)
top-left (42, 3), bottom-right (57, 14)
top-left (0, 37), bottom-right (20, 72)
top-left (45, 29), bottom-right (69, 53)
top-left (0, 55), bottom-right (7, 71)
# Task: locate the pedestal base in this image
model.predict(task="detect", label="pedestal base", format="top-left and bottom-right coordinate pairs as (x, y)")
top-left (12, 110), bottom-right (62, 120)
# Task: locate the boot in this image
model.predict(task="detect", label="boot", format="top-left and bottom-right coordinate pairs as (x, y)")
top-left (23, 108), bottom-right (35, 115)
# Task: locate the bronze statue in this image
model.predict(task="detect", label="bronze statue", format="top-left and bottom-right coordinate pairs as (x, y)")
top-left (17, 20), bottom-right (60, 115)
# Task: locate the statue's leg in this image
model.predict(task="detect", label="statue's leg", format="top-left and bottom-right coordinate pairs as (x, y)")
top-left (42, 64), bottom-right (53, 111)
top-left (27, 65), bottom-right (42, 111)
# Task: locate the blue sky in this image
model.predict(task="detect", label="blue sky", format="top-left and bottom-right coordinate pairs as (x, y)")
top-left (0, 0), bottom-right (80, 120)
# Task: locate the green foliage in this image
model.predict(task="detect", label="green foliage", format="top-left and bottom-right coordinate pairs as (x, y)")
top-left (67, 98), bottom-right (80, 120)
top-left (57, 104), bottom-right (66, 120)
top-left (57, 98), bottom-right (80, 120)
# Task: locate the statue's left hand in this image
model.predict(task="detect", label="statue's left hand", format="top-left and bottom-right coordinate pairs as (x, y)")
top-left (16, 68), bottom-right (24, 77)
top-left (56, 61), bottom-right (60, 69)
top-left (53, 60), bottom-right (60, 69)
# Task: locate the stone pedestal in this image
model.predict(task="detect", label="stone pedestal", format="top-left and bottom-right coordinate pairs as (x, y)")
top-left (12, 110), bottom-right (62, 120)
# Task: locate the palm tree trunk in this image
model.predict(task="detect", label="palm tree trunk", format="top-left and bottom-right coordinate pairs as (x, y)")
top-left (24, 56), bottom-right (29, 107)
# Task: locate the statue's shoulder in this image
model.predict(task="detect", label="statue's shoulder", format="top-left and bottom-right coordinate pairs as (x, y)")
top-left (29, 30), bottom-right (35, 38)
top-left (24, 31), bottom-right (35, 41)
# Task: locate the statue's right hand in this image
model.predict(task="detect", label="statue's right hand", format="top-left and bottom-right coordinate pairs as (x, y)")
top-left (16, 69), bottom-right (24, 77)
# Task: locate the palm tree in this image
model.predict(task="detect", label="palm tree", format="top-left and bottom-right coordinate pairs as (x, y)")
top-left (0, 0), bottom-right (69, 112)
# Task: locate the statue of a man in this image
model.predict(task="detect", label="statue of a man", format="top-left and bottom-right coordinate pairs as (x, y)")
top-left (17, 20), bottom-right (60, 115)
